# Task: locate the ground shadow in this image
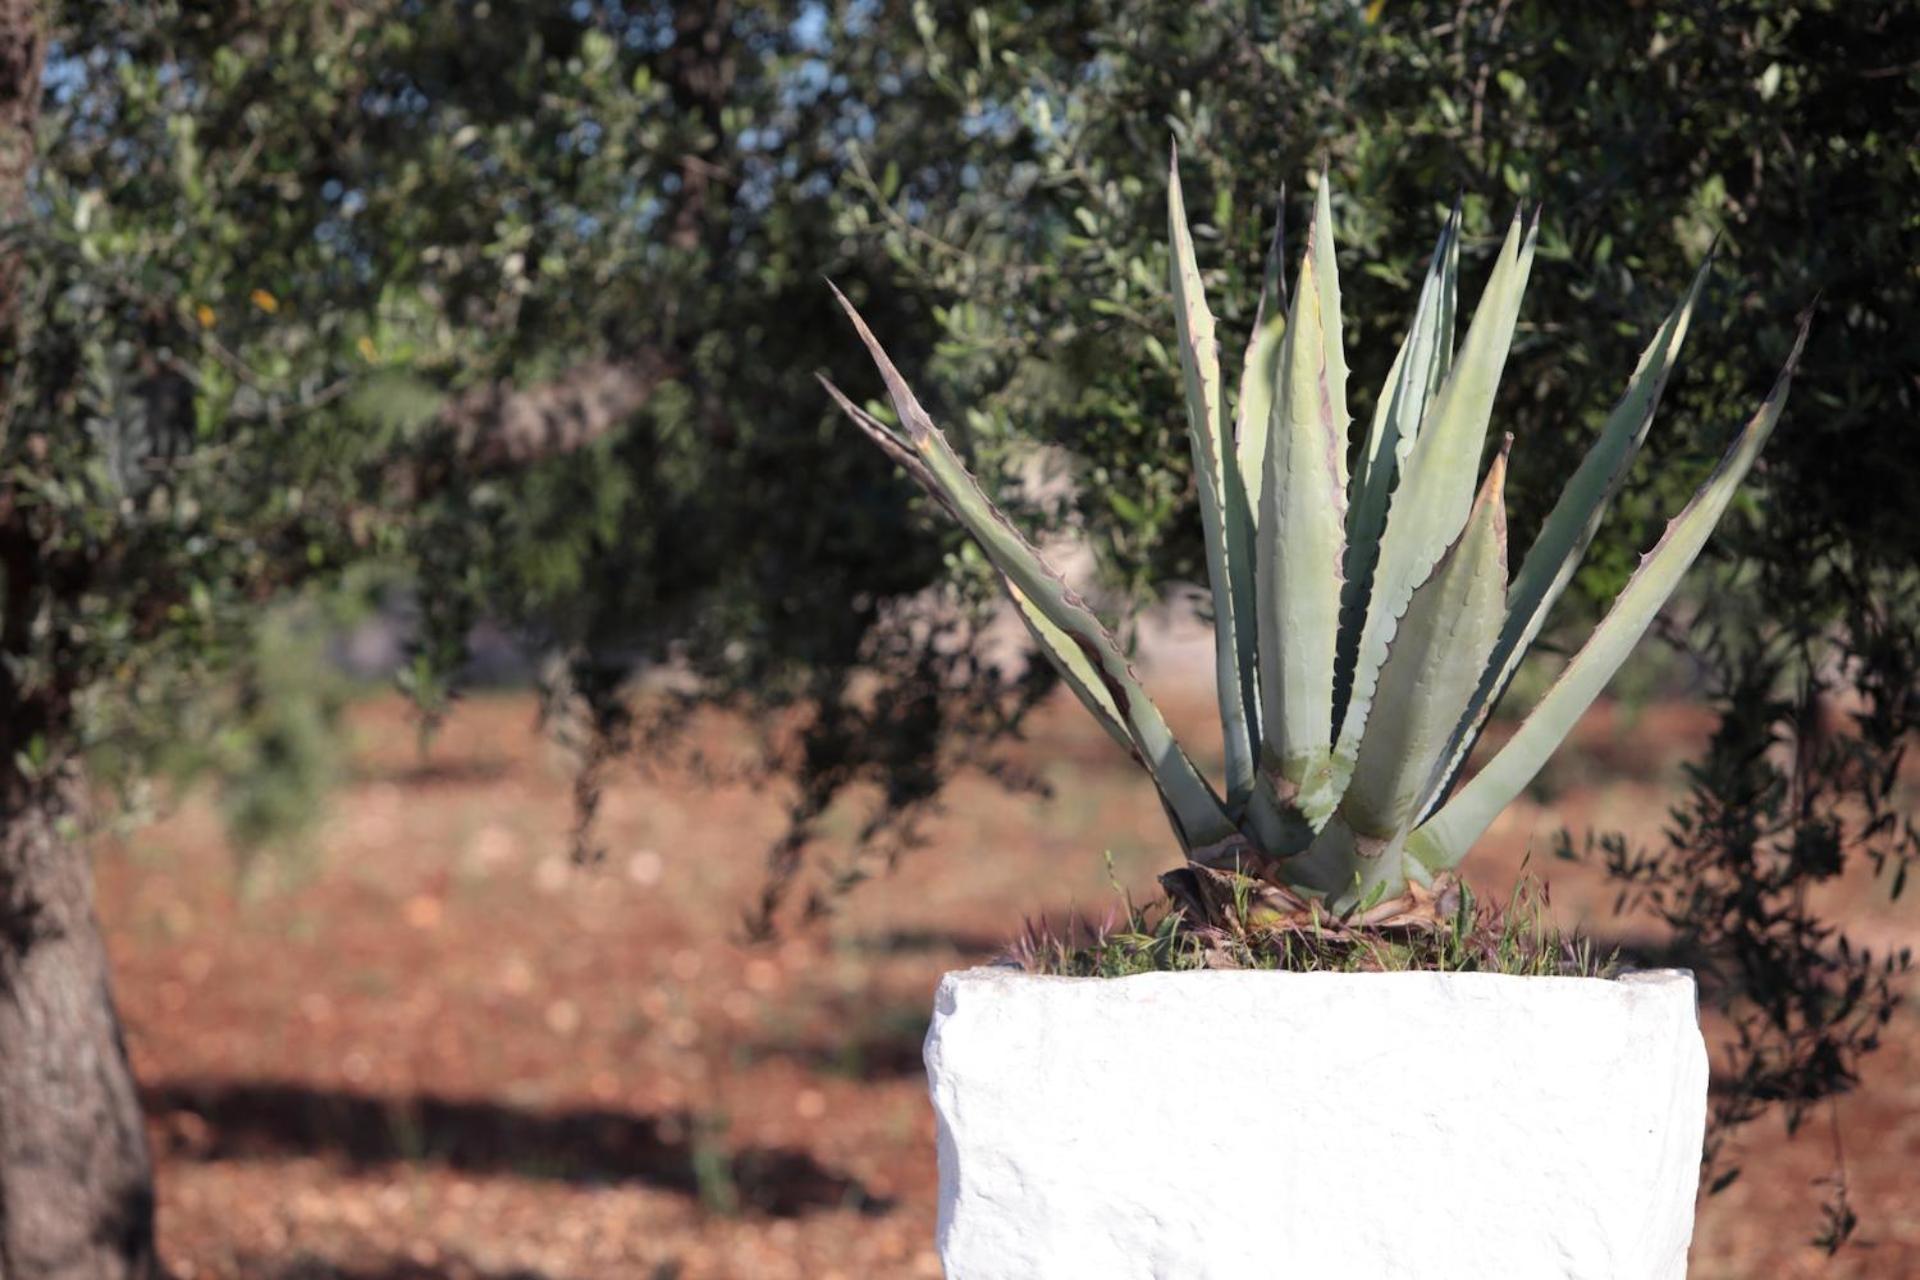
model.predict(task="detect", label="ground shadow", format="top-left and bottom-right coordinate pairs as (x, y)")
top-left (838, 927), bottom-right (1004, 958)
top-left (747, 991), bottom-right (933, 1081)
top-left (1583, 931), bottom-right (1707, 973)
top-left (760, 1026), bottom-right (930, 1081)
top-left (350, 757), bottom-right (517, 788)
top-left (144, 1079), bottom-right (887, 1219)
top-left (251, 1252), bottom-right (555, 1280)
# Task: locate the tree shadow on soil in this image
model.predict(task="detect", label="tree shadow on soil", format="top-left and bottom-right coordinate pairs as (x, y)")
top-left (758, 1026), bottom-right (930, 1081)
top-left (349, 757), bottom-right (517, 788)
top-left (256, 1261), bottom-right (693, 1280)
top-left (838, 926), bottom-right (1004, 957)
top-left (251, 1252), bottom-right (554, 1280)
top-left (144, 1080), bottom-right (888, 1218)
top-left (747, 989), bottom-right (935, 1081)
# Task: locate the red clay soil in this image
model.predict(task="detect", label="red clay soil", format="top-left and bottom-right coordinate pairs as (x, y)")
top-left (94, 690), bottom-right (1918, 1279)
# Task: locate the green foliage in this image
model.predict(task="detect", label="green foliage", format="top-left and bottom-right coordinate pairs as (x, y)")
top-left (208, 611), bottom-right (347, 865)
top-left (161, 584), bottom-right (379, 874)
top-left (7, 6), bottom-right (390, 802)
top-left (24, 2), bottom-right (1045, 892)
top-left (876, 1), bottom-right (1916, 612)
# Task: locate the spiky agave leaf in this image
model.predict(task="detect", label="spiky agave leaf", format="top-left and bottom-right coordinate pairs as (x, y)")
top-left (1224, 189), bottom-right (1288, 758)
top-left (1349, 205), bottom-right (1461, 519)
top-left (1416, 256), bottom-right (1714, 819)
top-left (1168, 149), bottom-right (1257, 809)
top-left (1286, 440), bottom-right (1511, 908)
top-left (1329, 211), bottom-right (1537, 799)
top-left (1406, 314), bottom-right (1812, 872)
top-left (1254, 183), bottom-right (1349, 830)
top-left (1233, 193), bottom-right (1288, 522)
top-left (1335, 206), bottom-right (1462, 729)
top-left (1309, 179), bottom-right (1351, 492)
top-left (1342, 438), bottom-right (1509, 842)
top-left (819, 374), bottom-right (1132, 756)
top-left (823, 285), bottom-right (1241, 853)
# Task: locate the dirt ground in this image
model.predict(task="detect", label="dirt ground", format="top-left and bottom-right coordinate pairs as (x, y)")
top-left (96, 688), bottom-right (1918, 1279)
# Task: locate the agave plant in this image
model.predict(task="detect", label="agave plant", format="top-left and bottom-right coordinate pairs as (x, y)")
top-left (823, 148), bottom-right (1807, 918)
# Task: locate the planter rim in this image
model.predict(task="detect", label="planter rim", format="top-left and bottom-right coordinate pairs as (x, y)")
top-left (941, 962), bottom-right (1695, 990)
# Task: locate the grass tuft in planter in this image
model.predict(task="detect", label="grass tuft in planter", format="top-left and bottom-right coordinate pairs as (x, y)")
top-left (824, 146), bottom-right (1809, 931)
top-left (1011, 876), bottom-right (1616, 979)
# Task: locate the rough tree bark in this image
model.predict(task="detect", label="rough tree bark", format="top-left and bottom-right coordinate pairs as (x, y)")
top-left (0, 772), bottom-right (156, 1280)
top-left (0, 0), bottom-right (37, 329)
top-left (0, 0), bottom-right (160, 1275)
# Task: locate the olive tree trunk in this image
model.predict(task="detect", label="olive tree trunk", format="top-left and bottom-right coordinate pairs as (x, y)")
top-left (0, 2), bottom-right (158, 1270)
top-left (0, 770), bottom-right (156, 1279)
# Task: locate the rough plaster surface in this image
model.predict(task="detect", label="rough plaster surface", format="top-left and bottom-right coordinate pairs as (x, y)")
top-left (925, 966), bottom-right (1707, 1279)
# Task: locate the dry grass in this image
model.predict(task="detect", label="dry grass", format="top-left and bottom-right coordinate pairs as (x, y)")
top-left (1010, 874), bottom-right (1616, 978)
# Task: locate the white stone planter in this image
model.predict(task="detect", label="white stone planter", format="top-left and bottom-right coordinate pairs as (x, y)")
top-left (925, 966), bottom-right (1707, 1280)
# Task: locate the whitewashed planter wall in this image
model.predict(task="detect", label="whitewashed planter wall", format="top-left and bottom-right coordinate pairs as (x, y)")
top-left (925, 966), bottom-right (1708, 1280)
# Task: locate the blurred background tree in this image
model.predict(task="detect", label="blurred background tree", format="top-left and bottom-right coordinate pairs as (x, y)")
top-left (6, 0), bottom-right (1008, 1268)
top-left (2, 0), bottom-right (1913, 1268)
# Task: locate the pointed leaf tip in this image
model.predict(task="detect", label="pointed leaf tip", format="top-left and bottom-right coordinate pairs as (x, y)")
top-left (1482, 435), bottom-right (1511, 539)
top-left (1772, 312), bottom-right (1813, 401)
top-left (827, 279), bottom-right (937, 443)
top-left (831, 292), bottom-right (1237, 850)
top-left (1487, 431), bottom-right (1512, 484)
